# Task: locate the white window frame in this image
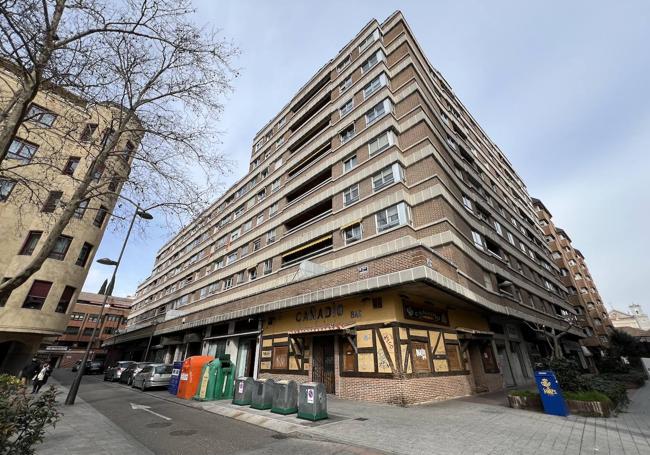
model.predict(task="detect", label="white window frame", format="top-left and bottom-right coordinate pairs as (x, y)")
top-left (472, 231), bottom-right (484, 250)
top-left (269, 202), bottom-right (279, 217)
top-left (263, 259), bottom-right (273, 275)
top-left (343, 224), bottom-right (362, 244)
top-left (494, 221), bottom-right (503, 236)
top-left (267, 229), bottom-right (276, 243)
top-left (339, 98), bottom-right (354, 118)
top-left (462, 195), bottom-right (473, 212)
top-left (340, 124), bottom-right (355, 143)
top-left (343, 155), bottom-right (357, 173)
top-left (230, 229), bottom-right (240, 241)
top-left (368, 130), bottom-right (395, 155)
top-left (363, 73), bottom-right (388, 99)
top-left (343, 184), bottom-right (359, 206)
top-left (339, 76), bottom-right (352, 94)
top-left (376, 202), bottom-right (409, 232)
top-left (358, 29), bottom-right (380, 52)
top-left (365, 99), bottom-right (391, 125)
top-left (337, 55), bottom-right (351, 73)
top-left (361, 50), bottom-right (385, 74)
top-left (372, 163), bottom-right (403, 191)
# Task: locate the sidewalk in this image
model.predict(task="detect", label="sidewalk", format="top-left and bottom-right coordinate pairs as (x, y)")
top-left (36, 378), bottom-right (153, 455)
top-left (156, 384), bottom-right (650, 455)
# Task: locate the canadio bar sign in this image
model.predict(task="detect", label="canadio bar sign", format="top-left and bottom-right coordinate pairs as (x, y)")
top-left (403, 303), bottom-right (449, 326)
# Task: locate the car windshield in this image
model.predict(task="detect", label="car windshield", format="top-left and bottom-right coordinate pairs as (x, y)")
top-left (140, 366), bottom-right (153, 374)
top-left (155, 365), bottom-right (172, 374)
top-left (117, 362), bottom-right (132, 367)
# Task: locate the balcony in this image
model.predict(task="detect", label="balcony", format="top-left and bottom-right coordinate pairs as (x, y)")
top-left (286, 168), bottom-right (332, 204)
top-left (284, 198), bottom-right (332, 233)
top-left (281, 235), bottom-right (333, 267)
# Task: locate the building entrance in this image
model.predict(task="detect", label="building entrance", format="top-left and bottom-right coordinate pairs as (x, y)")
top-left (312, 336), bottom-right (335, 393)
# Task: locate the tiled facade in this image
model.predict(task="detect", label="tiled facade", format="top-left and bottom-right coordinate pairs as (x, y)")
top-left (107, 12), bottom-right (590, 403)
top-left (532, 198), bottom-right (613, 349)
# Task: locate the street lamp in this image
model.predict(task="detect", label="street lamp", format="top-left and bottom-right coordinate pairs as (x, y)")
top-left (65, 205), bottom-right (153, 405)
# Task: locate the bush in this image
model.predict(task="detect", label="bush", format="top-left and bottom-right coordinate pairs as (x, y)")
top-left (547, 358), bottom-right (589, 392)
top-left (588, 376), bottom-right (629, 409)
top-left (564, 390), bottom-right (611, 404)
top-left (600, 371), bottom-right (647, 388)
top-left (0, 375), bottom-right (61, 455)
top-left (509, 390), bottom-right (539, 398)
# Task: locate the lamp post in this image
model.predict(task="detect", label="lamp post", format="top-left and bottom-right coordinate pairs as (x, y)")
top-left (65, 206), bottom-right (153, 405)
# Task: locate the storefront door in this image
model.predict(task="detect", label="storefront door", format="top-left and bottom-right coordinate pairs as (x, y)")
top-left (236, 337), bottom-right (256, 378)
top-left (496, 343), bottom-right (515, 387)
top-left (312, 336), bottom-right (335, 394)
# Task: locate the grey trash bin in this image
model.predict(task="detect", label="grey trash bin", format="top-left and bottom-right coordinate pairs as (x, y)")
top-left (297, 382), bottom-right (328, 421)
top-left (271, 380), bottom-right (298, 415)
top-left (251, 378), bottom-right (275, 410)
top-left (232, 377), bottom-right (254, 406)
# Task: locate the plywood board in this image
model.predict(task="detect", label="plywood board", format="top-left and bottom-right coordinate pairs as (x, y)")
top-left (410, 329), bottom-right (428, 338)
top-left (433, 359), bottom-right (449, 372)
top-left (357, 330), bottom-right (374, 348)
top-left (358, 353), bottom-right (375, 372)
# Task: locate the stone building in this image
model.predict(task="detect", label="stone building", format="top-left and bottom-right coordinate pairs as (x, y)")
top-left (532, 198), bottom-right (614, 351)
top-left (106, 12), bottom-right (587, 404)
top-left (610, 304), bottom-right (650, 331)
top-left (0, 63), bottom-right (138, 374)
top-left (37, 292), bottom-right (133, 368)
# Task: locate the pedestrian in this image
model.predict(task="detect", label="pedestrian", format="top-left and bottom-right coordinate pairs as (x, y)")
top-left (31, 363), bottom-right (52, 394)
top-left (20, 358), bottom-right (41, 386)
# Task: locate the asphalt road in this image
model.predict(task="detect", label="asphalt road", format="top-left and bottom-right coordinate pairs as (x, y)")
top-left (54, 369), bottom-right (378, 455)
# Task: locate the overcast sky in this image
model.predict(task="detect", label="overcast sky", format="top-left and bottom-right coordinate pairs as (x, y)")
top-left (84, 0), bottom-right (650, 317)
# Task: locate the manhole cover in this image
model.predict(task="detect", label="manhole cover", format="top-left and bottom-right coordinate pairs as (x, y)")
top-left (355, 417), bottom-right (368, 421)
top-left (146, 422), bottom-right (172, 428)
top-left (169, 429), bottom-right (197, 436)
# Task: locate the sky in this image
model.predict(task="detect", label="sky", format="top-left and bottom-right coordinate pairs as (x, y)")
top-left (84, 0), bottom-right (650, 316)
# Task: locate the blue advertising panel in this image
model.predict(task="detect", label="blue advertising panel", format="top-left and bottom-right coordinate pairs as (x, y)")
top-left (168, 361), bottom-right (183, 395)
top-left (534, 370), bottom-right (569, 417)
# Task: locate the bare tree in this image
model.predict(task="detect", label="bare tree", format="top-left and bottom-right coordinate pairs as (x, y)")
top-left (524, 316), bottom-right (580, 360)
top-left (0, 0), bottom-right (238, 303)
top-left (0, 0), bottom-right (218, 165)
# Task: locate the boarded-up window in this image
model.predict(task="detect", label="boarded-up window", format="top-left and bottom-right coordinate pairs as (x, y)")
top-left (480, 342), bottom-right (499, 373)
top-left (342, 339), bottom-right (355, 372)
top-left (446, 344), bottom-right (463, 371)
top-left (411, 341), bottom-right (430, 372)
top-left (272, 345), bottom-right (288, 370)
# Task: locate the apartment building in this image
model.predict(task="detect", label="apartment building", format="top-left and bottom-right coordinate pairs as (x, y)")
top-left (38, 292), bottom-right (133, 368)
top-left (532, 198), bottom-right (613, 349)
top-left (0, 63), bottom-right (138, 374)
top-left (107, 12), bottom-right (586, 404)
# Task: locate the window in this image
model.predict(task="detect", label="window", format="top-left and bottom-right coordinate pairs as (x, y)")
top-left (368, 130), bottom-right (394, 155)
top-left (237, 271), bottom-right (245, 284)
top-left (42, 191), bottom-right (63, 213)
top-left (272, 345), bottom-right (288, 369)
top-left (472, 231), bottom-right (484, 250)
top-left (339, 99), bottom-right (354, 117)
top-left (372, 163), bottom-right (402, 191)
top-left (226, 252), bottom-right (238, 265)
top-left (358, 29), bottom-right (380, 51)
top-left (277, 117), bottom-right (286, 129)
top-left (224, 276), bottom-right (233, 289)
top-left (343, 184), bottom-right (359, 205)
top-left (19, 231), bottom-right (42, 255)
top-left (49, 235), bottom-right (72, 260)
top-left (82, 328), bottom-right (95, 336)
top-left (263, 258), bottom-right (273, 275)
top-left (275, 157), bottom-right (283, 169)
top-left (411, 341), bottom-right (430, 372)
top-left (26, 104), bottom-right (56, 126)
top-left (365, 99), bottom-right (390, 124)
top-left (79, 123), bottom-right (98, 142)
top-left (363, 73), bottom-right (388, 99)
top-left (266, 229), bottom-right (276, 244)
top-left (446, 343), bottom-right (464, 371)
top-left (276, 137), bottom-right (285, 147)
top-left (230, 228), bottom-right (240, 241)
top-left (76, 242), bottom-right (93, 267)
top-left (73, 199), bottom-right (88, 219)
top-left (61, 157), bottom-right (81, 176)
top-left (446, 136), bottom-right (458, 151)
top-left (480, 342), bottom-right (499, 373)
top-left (361, 50), bottom-right (384, 73)
top-left (55, 286), bottom-right (76, 313)
top-left (376, 202), bottom-right (408, 232)
top-left (91, 163), bottom-right (104, 181)
top-left (494, 221), bottom-right (503, 236)
top-left (93, 206), bottom-right (108, 227)
top-left (336, 55), bottom-right (351, 73)
top-left (339, 76), bottom-right (352, 93)
top-left (0, 178), bottom-right (16, 202)
top-left (22, 280), bottom-right (52, 310)
top-left (343, 155), bottom-right (357, 173)
top-left (343, 223), bottom-right (362, 244)
top-left (253, 238), bottom-right (261, 251)
top-left (462, 195), bottom-right (473, 212)
top-left (249, 267), bottom-right (258, 280)
top-left (271, 179), bottom-right (281, 192)
top-left (65, 326), bottom-right (79, 335)
top-left (339, 124), bottom-right (355, 143)
top-left (269, 202), bottom-right (279, 217)
top-left (7, 138), bottom-right (37, 163)
top-left (242, 220), bottom-right (253, 233)
top-left (70, 312), bottom-right (85, 321)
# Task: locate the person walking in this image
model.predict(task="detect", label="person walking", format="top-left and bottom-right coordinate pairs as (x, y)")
top-left (31, 363), bottom-right (52, 394)
top-left (20, 358), bottom-right (41, 386)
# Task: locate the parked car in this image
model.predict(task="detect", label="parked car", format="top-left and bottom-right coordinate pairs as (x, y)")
top-left (71, 360), bottom-right (104, 374)
top-left (104, 361), bottom-right (136, 382)
top-left (132, 364), bottom-right (173, 391)
top-left (119, 362), bottom-right (152, 385)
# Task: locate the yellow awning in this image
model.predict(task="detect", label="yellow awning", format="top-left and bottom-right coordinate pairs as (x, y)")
top-left (288, 323), bottom-right (356, 335)
top-left (339, 219), bottom-right (362, 231)
top-left (281, 235), bottom-right (332, 258)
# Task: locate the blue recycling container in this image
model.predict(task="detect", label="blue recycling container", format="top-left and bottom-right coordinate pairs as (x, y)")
top-left (168, 361), bottom-right (183, 395)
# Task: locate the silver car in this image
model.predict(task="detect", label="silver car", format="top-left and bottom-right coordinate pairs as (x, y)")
top-left (104, 361), bottom-right (135, 381)
top-left (132, 364), bottom-right (173, 391)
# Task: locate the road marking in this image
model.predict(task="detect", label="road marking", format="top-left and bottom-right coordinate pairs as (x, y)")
top-left (130, 402), bottom-right (172, 421)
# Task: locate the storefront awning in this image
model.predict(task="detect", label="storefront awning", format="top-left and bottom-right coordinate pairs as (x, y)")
top-left (456, 327), bottom-right (494, 339)
top-left (203, 330), bottom-right (260, 341)
top-left (288, 323), bottom-right (356, 335)
top-left (339, 219), bottom-right (362, 230)
top-left (282, 235), bottom-right (332, 258)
